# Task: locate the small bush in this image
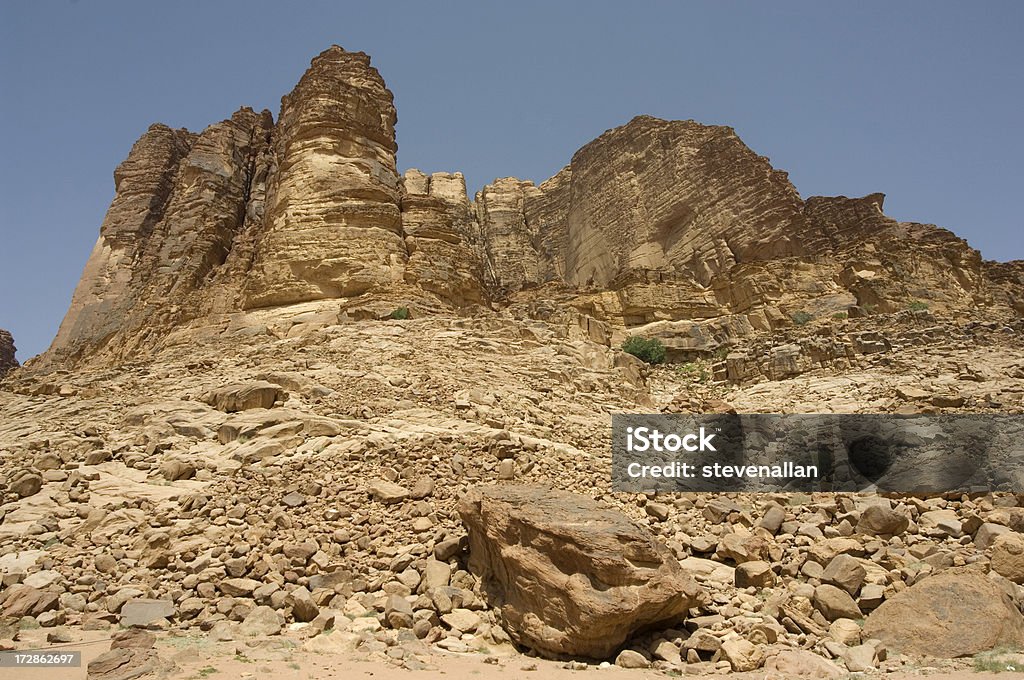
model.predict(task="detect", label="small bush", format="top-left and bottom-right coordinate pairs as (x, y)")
top-left (622, 336), bottom-right (666, 365)
top-left (389, 307), bottom-right (410, 320)
top-left (973, 648), bottom-right (1022, 673)
top-left (908, 300), bottom-right (929, 312)
top-left (676, 362), bottom-right (709, 383)
top-left (831, 312), bottom-right (848, 320)
top-left (791, 310), bottom-right (814, 326)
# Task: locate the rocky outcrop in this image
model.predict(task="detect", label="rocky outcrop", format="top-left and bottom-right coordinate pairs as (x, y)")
top-left (244, 47), bottom-right (404, 308)
top-left (39, 44), bottom-right (1020, 369)
top-left (458, 485), bottom-right (706, 659)
top-left (47, 108), bottom-right (273, 363)
top-left (401, 170), bottom-right (487, 306)
top-left (475, 178), bottom-right (548, 293)
top-left (0, 329), bottom-right (17, 377)
top-left (560, 116), bottom-right (807, 289)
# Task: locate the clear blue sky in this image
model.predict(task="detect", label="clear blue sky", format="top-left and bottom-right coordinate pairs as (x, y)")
top-left (2, 1), bottom-right (1022, 361)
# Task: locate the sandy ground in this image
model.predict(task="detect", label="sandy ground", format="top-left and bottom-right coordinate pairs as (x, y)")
top-left (5, 627), bottom-right (1023, 680)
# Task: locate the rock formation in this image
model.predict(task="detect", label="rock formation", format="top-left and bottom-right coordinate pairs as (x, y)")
top-left (0, 329), bottom-right (16, 378)
top-left (401, 170), bottom-right (487, 307)
top-left (36, 45), bottom-right (1019, 369)
top-left (243, 48), bottom-right (404, 309)
top-left (5, 44), bottom-right (1023, 674)
top-left (48, 110), bottom-right (273, 363)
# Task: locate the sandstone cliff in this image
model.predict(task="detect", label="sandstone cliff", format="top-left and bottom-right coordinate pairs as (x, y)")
top-left (40, 45), bottom-right (1021, 368)
top-left (243, 47), bottom-right (403, 309)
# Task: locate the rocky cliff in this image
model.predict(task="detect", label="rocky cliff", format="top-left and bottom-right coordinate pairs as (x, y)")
top-left (0, 329), bottom-right (17, 378)
top-left (41, 45), bottom-right (1021, 368)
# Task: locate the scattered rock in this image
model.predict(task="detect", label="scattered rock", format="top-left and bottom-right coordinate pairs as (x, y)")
top-left (813, 584), bottom-right (861, 621)
top-left (720, 638), bottom-right (765, 671)
top-left (239, 605), bottom-right (284, 637)
top-left (991, 532), bottom-right (1024, 583)
top-left (368, 479), bottom-right (411, 504)
top-left (856, 504), bottom-right (909, 537)
top-left (0, 584), bottom-right (58, 617)
top-left (119, 599), bottom-right (174, 628)
top-left (735, 560), bottom-right (775, 588)
top-left (863, 568), bottom-right (1024, 657)
top-left (614, 649), bottom-right (650, 669)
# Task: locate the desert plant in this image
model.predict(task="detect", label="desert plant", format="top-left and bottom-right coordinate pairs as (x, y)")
top-left (908, 300), bottom-right (929, 312)
top-left (831, 312), bottom-right (848, 320)
top-left (389, 307), bottom-right (410, 320)
top-left (973, 648), bottom-right (1022, 673)
top-left (676, 362), bottom-right (709, 383)
top-left (791, 310), bottom-right (814, 326)
top-left (622, 336), bottom-right (666, 365)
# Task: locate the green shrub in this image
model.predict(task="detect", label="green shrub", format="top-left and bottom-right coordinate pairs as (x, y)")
top-left (973, 648), bottom-right (1023, 673)
top-left (831, 312), bottom-right (848, 320)
top-left (908, 300), bottom-right (929, 312)
top-left (622, 336), bottom-right (666, 365)
top-left (676, 362), bottom-right (709, 383)
top-left (389, 307), bottom-right (411, 320)
top-left (791, 310), bottom-right (814, 326)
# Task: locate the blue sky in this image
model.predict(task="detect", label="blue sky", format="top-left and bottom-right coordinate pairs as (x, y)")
top-left (2, 1), bottom-right (1022, 360)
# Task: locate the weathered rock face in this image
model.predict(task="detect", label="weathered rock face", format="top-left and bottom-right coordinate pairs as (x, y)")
top-left (458, 485), bottom-right (706, 659)
top-left (244, 47), bottom-right (404, 308)
top-left (0, 329), bottom-right (17, 377)
top-left (401, 170), bottom-right (487, 306)
top-left (48, 108), bottom-right (273, 362)
top-left (863, 568), bottom-right (1024, 657)
top-left (475, 178), bottom-right (549, 293)
top-left (39, 44), bottom-right (1021, 369)
top-left (560, 116), bottom-right (807, 289)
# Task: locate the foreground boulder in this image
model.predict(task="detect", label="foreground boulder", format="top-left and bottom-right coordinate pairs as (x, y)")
top-left (863, 568), bottom-right (1024, 657)
top-left (458, 485), bottom-right (706, 659)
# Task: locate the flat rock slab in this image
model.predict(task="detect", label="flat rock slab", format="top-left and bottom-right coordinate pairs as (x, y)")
top-left (119, 598), bottom-right (175, 628)
top-left (458, 484), bottom-right (706, 659)
top-left (863, 567), bottom-right (1024, 657)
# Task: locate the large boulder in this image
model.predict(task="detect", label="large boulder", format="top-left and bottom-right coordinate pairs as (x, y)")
top-left (990, 531), bottom-right (1024, 583)
top-left (0, 584), bottom-right (59, 618)
top-left (202, 382), bottom-right (285, 412)
top-left (863, 568), bottom-right (1024, 657)
top-left (458, 485), bottom-right (706, 659)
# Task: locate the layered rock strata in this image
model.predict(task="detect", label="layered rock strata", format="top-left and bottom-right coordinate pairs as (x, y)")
top-left (41, 45), bottom-right (1021, 368)
top-left (243, 48), bottom-right (404, 308)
